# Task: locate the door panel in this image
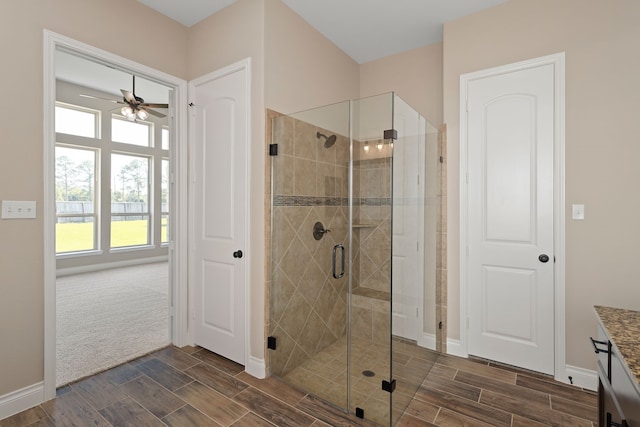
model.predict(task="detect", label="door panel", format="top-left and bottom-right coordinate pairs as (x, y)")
top-left (202, 261), bottom-right (235, 333)
top-left (467, 63), bottom-right (555, 374)
top-left (482, 266), bottom-right (536, 343)
top-left (192, 65), bottom-right (248, 365)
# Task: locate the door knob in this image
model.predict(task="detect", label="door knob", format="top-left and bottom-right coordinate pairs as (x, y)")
top-left (538, 254), bottom-right (549, 263)
top-left (233, 250), bottom-right (243, 259)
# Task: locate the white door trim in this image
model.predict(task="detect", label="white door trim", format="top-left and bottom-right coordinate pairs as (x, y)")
top-left (187, 58), bottom-right (252, 369)
top-left (43, 30), bottom-right (189, 401)
top-left (459, 52), bottom-right (566, 382)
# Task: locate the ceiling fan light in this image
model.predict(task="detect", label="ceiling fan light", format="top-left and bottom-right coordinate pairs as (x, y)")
top-left (121, 105), bottom-right (134, 116)
top-left (136, 108), bottom-right (149, 121)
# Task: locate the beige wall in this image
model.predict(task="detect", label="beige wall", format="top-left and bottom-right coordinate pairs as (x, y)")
top-left (0, 0), bottom-right (187, 397)
top-left (443, 0), bottom-right (640, 370)
top-left (360, 43), bottom-right (443, 126)
top-left (264, 0), bottom-right (360, 113)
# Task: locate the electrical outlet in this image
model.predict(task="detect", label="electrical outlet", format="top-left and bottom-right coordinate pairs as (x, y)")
top-left (1, 201), bottom-right (37, 219)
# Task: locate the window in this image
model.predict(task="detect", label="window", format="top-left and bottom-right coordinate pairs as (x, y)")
top-left (55, 145), bottom-right (98, 253)
top-left (112, 116), bottom-right (151, 147)
top-left (54, 92), bottom-right (170, 258)
top-left (161, 158), bottom-right (170, 244)
top-left (161, 127), bottom-right (170, 150)
top-left (111, 153), bottom-right (150, 248)
top-left (55, 104), bottom-right (99, 138)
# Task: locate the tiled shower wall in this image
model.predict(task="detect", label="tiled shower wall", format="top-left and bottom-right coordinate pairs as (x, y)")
top-left (268, 113), bottom-right (351, 376)
top-left (350, 146), bottom-right (393, 343)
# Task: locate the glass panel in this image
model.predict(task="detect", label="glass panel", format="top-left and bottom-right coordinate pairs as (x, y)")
top-left (111, 153), bottom-right (150, 247)
top-left (111, 215), bottom-right (150, 247)
top-left (161, 159), bottom-right (170, 244)
top-left (389, 94), bottom-right (438, 425)
top-left (55, 145), bottom-right (97, 253)
top-left (111, 117), bottom-right (151, 147)
top-left (161, 214), bottom-right (169, 244)
top-left (55, 104), bottom-right (97, 138)
top-left (269, 100), bottom-right (350, 411)
top-left (56, 217), bottom-right (95, 253)
top-left (350, 93), bottom-right (394, 426)
top-left (162, 127), bottom-right (170, 150)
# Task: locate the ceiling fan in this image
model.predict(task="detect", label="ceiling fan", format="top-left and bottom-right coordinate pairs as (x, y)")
top-left (80, 75), bottom-right (168, 121)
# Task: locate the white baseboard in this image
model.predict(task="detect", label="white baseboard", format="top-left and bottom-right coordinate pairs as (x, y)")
top-left (245, 356), bottom-right (266, 379)
top-left (559, 364), bottom-right (598, 391)
top-left (0, 382), bottom-right (45, 421)
top-left (56, 255), bottom-right (168, 277)
top-left (442, 338), bottom-right (597, 392)
top-left (446, 338), bottom-right (467, 357)
top-left (418, 333), bottom-right (437, 350)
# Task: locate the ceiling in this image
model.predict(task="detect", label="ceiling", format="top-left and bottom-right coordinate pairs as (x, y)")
top-left (137, 0), bottom-right (510, 64)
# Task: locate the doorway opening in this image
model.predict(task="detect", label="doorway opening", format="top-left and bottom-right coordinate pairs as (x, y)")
top-left (43, 31), bottom-right (189, 399)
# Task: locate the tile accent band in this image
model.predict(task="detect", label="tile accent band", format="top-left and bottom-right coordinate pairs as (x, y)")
top-left (273, 195), bottom-right (392, 207)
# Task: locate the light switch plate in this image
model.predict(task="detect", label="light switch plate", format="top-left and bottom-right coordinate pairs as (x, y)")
top-left (1, 200), bottom-right (37, 219)
top-left (572, 204), bottom-right (585, 220)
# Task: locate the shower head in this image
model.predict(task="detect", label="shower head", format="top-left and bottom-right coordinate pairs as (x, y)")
top-left (316, 131), bottom-right (337, 148)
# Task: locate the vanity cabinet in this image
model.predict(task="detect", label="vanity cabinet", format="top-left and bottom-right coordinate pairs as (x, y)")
top-left (594, 306), bottom-right (640, 427)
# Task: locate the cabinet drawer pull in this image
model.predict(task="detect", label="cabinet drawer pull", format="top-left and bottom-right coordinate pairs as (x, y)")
top-left (590, 336), bottom-right (609, 354)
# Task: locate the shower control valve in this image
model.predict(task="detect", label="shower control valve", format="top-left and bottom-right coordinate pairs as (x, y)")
top-left (313, 222), bottom-right (331, 240)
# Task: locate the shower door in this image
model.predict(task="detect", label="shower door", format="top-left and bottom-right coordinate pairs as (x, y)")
top-left (269, 94), bottom-right (438, 427)
top-left (269, 100), bottom-right (353, 411)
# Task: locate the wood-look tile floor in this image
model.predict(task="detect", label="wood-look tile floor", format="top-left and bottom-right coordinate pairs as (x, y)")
top-left (0, 345), bottom-right (597, 427)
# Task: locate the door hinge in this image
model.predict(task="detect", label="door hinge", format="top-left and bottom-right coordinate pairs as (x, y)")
top-left (439, 321), bottom-right (443, 330)
top-left (439, 155), bottom-right (444, 163)
top-left (355, 407), bottom-right (364, 419)
top-left (382, 379), bottom-right (396, 393)
top-left (269, 144), bottom-right (278, 156)
top-left (384, 129), bottom-right (398, 140)
top-left (267, 336), bottom-right (277, 350)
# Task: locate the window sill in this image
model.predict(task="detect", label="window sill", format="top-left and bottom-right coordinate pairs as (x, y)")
top-left (56, 250), bottom-right (103, 259)
top-left (109, 245), bottom-right (158, 254)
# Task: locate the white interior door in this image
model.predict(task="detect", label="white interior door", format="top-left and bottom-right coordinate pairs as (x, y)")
top-left (191, 61), bottom-right (249, 365)
top-left (391, 100), bottom-right (425, 341)
top-left (465, 62), bottom-right (556, 374)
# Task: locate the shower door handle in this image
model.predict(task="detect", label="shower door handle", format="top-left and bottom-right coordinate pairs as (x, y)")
top-left (332, 244), bottom-right (345, 279)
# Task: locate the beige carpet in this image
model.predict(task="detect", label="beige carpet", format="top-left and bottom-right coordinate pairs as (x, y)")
top-left (56, 262), bottom-right (170, 386)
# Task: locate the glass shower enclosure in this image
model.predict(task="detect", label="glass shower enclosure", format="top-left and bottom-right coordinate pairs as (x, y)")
top-left (268, 93), bottom-right (440, 426)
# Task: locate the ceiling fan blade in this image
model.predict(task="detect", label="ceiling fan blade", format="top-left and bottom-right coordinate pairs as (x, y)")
top-left (145, 107), bottom-right (166, 118)
top-left (79, 94), bottom-right (124, 104)
top-left (140, 103), bottom-right (169, 109)
top-left (121, 89), bottom-right (138, 105)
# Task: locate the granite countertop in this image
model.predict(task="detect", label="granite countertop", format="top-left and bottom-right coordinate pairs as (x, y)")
top-left (594, 305), bottom-right (640, 385)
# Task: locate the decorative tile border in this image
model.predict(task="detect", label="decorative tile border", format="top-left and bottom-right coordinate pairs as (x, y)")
top-left (273, 195), bottom-right (392, 207)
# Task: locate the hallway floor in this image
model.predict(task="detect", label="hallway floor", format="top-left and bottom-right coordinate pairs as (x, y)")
top-left (1, 346), bottom-right (597, 426)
